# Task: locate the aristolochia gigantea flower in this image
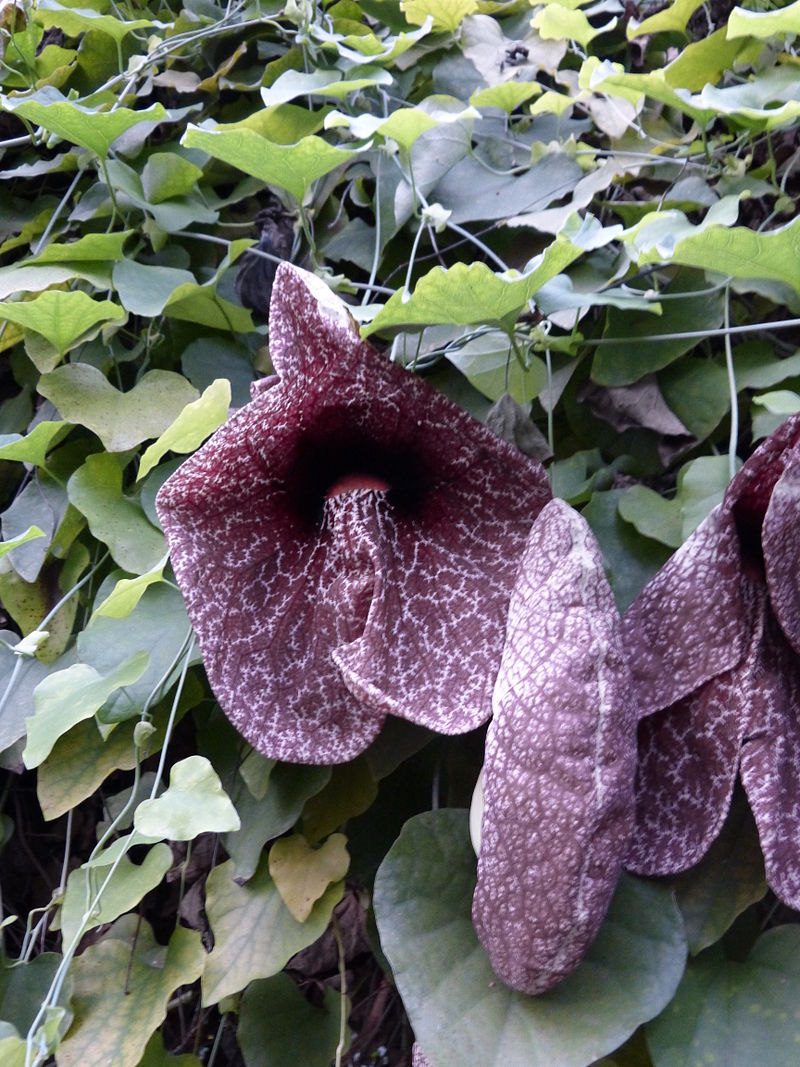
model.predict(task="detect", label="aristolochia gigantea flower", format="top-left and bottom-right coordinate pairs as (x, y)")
top-left (156, 264), bottom-right (551, 763)
top-left (624, 414), bottom-right (800, 907)
top-left (473, 498), bottom-right (635, 993)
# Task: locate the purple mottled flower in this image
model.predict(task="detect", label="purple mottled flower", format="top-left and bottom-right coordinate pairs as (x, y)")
top-left (156, 264), bottom-right (550, 764)
top-left (624, 414), bottom-right (800, 907)
top-left (473, 498), bottom-right (636, 994)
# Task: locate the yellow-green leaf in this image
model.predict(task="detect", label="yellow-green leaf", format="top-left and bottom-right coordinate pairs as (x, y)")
top-left (91, 553), bottom-right (169, 620)
top-left (181, 126), bottom-right (352, 202)
top-left (202, 856), bottom-right (343, 1005)
top-left (24, 652), bottom-right (150, 769)
top-left (401, 0), bottom-right (477, 32)
top-left (55, 921), bottom-right (205, 1067)
top-left (269, 833), bottom-right (350, 922)
top-left (133, 756), bottom-right (240, 840)
top-left (138, 379), bottom-right (231, 481)
top-left (39, 364), bottom-right (198, 452)
top-left (0, 290), bottom-right (125, 358)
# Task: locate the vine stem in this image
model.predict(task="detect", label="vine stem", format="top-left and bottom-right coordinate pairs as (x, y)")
top-left (332, 915), bottom-right (348, 1067)
top-left (723, 285), bottom-right (738, 481)
top-left (584, 316), bottom-right (800, 345)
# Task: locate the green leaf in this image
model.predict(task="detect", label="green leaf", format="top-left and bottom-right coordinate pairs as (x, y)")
top-left (134, 756), bottom-right (239, 840)
top-left (659, 359), bottom-right (730, 441)
top-left (77, 580), bottom-right (193, 723)
top-left (533, 4), bottom-right (616, 47)
top-left (67, 454), bottom-right (167, 574)
top-left (727, 0), bottom-right (800, 40)
top-left (301, 758), bottom-right (378, 843)
top-left (111, 259), bottom-right (253, 332)
top-left (36, 677), bottom-right (201, 820)
top-left (646, 928), bottom-right (800, 1067)
top-left (0, 421), bottom-right (71, 466)
top-left (374, 811), bottom-right (686, 1067)
top-left (640, 216), bottom-right (800, 295)
top-left (181, 126), bottom-right (352, 202)
top-left (0, 950), bottom-right (62, 1035)
top-left (59, 843), bottom-right (172, 948)
top-left (627, 0), bottom-right (702, 38)
top-left (268, 833), bottom-right (349, 922)
top-left (202, 856), bottom-right (343, 1005)
top-left (0, 627), bottom-right (61, 754)
top-left (23, 651), bottom-right (149, 768)
top-left (260, 66), bottom-right (392, 106)
top-left (225, 763), bottom-right (332, 883)
top-left (618, 487), bottom-right (682, 549)
top-left (2, 90), bottom-right (167, 157)
top-left (238, 973), bottom-right (342, 1067)
top-left (27, 230), bottom-right (132, 264)
top-left (34, 0), bottom-right (154, 44)
top-left (363, 242), bottom-right (582, 336)
top-left (138, 1032), bottom-right (202, 1067)
top-left (674, 796), bottom-right (766, 957)
top-left (582, 490), bottom-right (672, 612)
top-left (0, 291), bottom-right (125, 361)
top-left (445, 331), bottom-right (548, 404)
top-left (675, 455), bottom-right (734, 539)
top-left (39, 364), bottom-right (199, 452)
top-left (751, 390), bottom-right (800, 440)
top-left (138, 1032), bottom-right (200, 1067)
top-left (91, 553), bottom-right (169, 620)
top-left (470, 82), bottom-right (542, 113)
top-left (401, 0), bottom-right (476, 30)
top-left (138, 379), bottom-right (231, 481)
top-left (141, 152), bottom-right (204, 205)
top-left (56, 921), bottom-right (205, 1067)
top-left (0, 525), bottom-right (46, 558)
top-left (593, 277), bottom-right (725, 386)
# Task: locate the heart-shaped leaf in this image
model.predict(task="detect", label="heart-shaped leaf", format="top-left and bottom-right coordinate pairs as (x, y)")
top-left (0, 291), bottom-right (124, 360)
top-left (268, 832), bottom-right (349, 921)
top-left (39, 364), bottom-right (198, 452)
top-left (133, 756), bottom-right (240, 840)
top-left (374, 810), bottom-right (687, 1067)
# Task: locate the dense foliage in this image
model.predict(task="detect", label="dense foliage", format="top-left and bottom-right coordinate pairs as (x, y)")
top-left (0, 0), bottom-right (799, 1063)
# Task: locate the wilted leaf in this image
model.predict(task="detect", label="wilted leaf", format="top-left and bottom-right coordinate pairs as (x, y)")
top-left (134, 756), bottom-right (240, 840)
